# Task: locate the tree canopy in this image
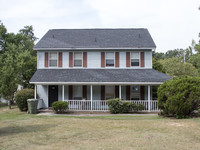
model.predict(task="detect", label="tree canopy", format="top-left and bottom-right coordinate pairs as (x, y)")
top-left (0, 21), bottom-right (37, 108)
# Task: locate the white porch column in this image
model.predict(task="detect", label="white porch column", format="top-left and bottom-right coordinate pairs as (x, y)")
top-left (119, 85), bottom-right (121, 99)
top-left (62, 85), bottom-right (64, 101)
top-left (90, 85), bottom-right (93, 110)
top-left (148, 85), bottom-right (151, 112)
top-left (34, 85), bottom-right (37, 99)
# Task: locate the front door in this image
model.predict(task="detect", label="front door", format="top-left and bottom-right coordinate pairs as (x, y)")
top-left (48, 85), bottom-right (58, 107)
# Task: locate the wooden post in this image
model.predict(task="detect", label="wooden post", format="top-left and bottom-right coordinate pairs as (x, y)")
top-left (148, 85), bottom-right (150, 112)
top-left (62, 85), bottom-right (64, 101)
top-left (90, 85), bottom-right (93, 110)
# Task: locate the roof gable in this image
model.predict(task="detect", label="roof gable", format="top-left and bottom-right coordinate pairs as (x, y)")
top-left (34, 28), bottom-right (156, 50)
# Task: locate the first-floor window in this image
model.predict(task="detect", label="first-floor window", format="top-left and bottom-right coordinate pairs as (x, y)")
top-left (105, 86), bottom-right (115, 100)
top-left (49, 52), bottom-right (58, 67)
top-left (74, 52), bottom-right (83, 67)
top-left (73, 85), bottom-right (82, 100)
top-left (131, 86), bottom-right (140, 100)
top-left (131, 52), bottom-right (140, 67)
top-left (106, 52), bottom-right (114, 67)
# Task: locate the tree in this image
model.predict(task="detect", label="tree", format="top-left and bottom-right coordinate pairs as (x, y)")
top-left (0, 44), bottom-right (21, 108)
top-left (0, 22), bottom-right (37, 108)
top-left (159, 57), bottom-right (198, 77)
top-left (152, 58), bottom-right (166, 73)
top-left (158, 76), bottom-right (200, 118)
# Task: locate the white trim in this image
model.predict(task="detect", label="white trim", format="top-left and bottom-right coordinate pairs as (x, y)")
top-left (119, 85), bottom-right (121, 99)
top-left (34, 85), bottom-right (37, 99)
top-left (90, 85), bottom-right (93, 110)
top-left (30, 82), bottom-right (163, 85)
top-left (34, 47), bottom-right (155, 50)
top-left (148, 85), bottom-right (150, 112)
top-left (62, 85), bottom-right (64, 101)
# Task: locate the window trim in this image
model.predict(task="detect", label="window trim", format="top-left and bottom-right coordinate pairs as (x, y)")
top-left (105, 51), bottom-right (115, 68)
top-left (130, 51), bottom-right (140, 67)
top-left (73, 51), bottom-right (83, 68)
top-left (48, 52), bottom-right (58, 68)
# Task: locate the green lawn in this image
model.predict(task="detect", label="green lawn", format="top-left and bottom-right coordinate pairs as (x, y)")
top-left (0, 106), bottom-right (200, 150)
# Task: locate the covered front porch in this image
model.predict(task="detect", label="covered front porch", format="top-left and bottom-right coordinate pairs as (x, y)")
top-left (35, 84), bottom-right (159, 112)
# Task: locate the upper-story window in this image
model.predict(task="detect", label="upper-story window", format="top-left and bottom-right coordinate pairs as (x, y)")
top-left (106, 52), bottom-right (114, 67)
top-left (131, 52), bottom-right (140, 67)
top-left (49, 52), bottom-right (58, 67)
top-left (74, 52), bottom-right (83, 67)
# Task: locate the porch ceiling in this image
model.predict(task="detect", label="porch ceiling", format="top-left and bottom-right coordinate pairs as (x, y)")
top-left (30, 69), bottom-right (171, 85)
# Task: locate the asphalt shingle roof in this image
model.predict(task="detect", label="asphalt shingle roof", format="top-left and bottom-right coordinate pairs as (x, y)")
top-left (30, 69), bottom-right (171, 83)
top-left (34, 28), bottom-right (156, 50)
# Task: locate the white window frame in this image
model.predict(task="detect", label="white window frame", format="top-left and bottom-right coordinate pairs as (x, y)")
top-left (73, 52), bottom-right (83, 68)
top-left (105, 51), bottom-right (115, 68)
top-left (130, 86), bottom-right (140, 100)
top-left (48, 52), bottom-right (58, 68)
top-left (130, 51), bottom-right (140, 67)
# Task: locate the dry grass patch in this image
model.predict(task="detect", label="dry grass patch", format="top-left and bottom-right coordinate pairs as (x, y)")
top-left (0, 106), bottom-right (200, 150)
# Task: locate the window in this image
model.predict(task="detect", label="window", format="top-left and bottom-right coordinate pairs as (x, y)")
top-left (49, 52), bottom-right (58, 67)
top-left (131, 86), bottom-right (140, 100)
top-left (131, 52), bottom-right (140, 67)
top-left (106, 52), bottom-right (114, 67)
top-left (73, 85), bottom-right (82, 100)
top-left (74, 52), bottom-right (82, 67)
top-left (105, 86), bottom-right (115, 100)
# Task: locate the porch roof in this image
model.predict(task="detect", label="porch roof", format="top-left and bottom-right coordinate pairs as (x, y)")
top-left (30, 69), bottom-right (171, 85)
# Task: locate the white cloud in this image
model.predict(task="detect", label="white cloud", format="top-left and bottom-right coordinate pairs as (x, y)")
top-left (0, 0), bottom-right (199, 52)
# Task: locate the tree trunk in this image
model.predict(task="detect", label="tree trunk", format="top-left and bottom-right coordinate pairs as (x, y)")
top-left (8, 100), bottom-right (11, 109)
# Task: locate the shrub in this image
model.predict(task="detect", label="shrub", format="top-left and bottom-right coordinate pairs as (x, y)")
top-left (52, 101), bottom-right (68, 113)
top-left (132, 103), bottom-right (145, 112)
top-left (158, 76), bottom-right (200, 118)
top-left (15, 89), bottom-right (34, 111)
top-left (107, 98), bottom-right (144, 113)
top-left (107, 98), bottom-right (121, 114)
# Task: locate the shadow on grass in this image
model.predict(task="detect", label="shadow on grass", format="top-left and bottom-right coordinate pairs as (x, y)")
top-left (0, 124), bottom-right (55, 137)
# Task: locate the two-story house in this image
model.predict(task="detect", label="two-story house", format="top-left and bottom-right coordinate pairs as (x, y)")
top-left (30, 29), bottom-right (171, 112)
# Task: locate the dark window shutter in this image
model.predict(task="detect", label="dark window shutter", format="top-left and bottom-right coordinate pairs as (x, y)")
top-left (45, 52), bottom-right (48, 67)
top-left (126, 52), bottom-right (130, 67)
top-left (58, 52), bottom-right (62, 67)
top-left (140, 52), bottom-right (145, 67)
top-left (101, 52), bottom-right (105, 68)
top-left (101, 86), bottom-right (105, 100)
top-left (115, 86), bottom-right (119, 98)
top-left (126, 86), bottom-right (130, 100)
top-left (69, 85), bottom-right (73, 100)
top-left (83, 85), bottom-right (87, 100)
top-left (69, 52), bottom-right (73, 67)
top-left (83, 52), bottom-right (87, 67)
top-left (115, 52), bottom-right (119, 67)
top-left (140, 86), bottom-right (145, 100)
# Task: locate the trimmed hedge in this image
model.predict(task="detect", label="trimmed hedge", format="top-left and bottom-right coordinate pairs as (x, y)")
top-left (107, 98), bottom-right (145, 114)
top-left (15, 89), bottom-right (34, 111)
top-left (52, 101), bottom-right (68, 113)
top-left (158, 76), bottom-right (200, 118)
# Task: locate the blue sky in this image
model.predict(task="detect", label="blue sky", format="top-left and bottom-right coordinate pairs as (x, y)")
top-left (0, 0), bottom-right (199, 52)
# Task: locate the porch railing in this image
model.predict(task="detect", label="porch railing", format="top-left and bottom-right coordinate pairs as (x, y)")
top-left (64, 100), bottom-right (159, 112)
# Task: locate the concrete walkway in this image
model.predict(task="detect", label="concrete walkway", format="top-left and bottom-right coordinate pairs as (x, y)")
top-left (37, 112), bottom-right (158, 117)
